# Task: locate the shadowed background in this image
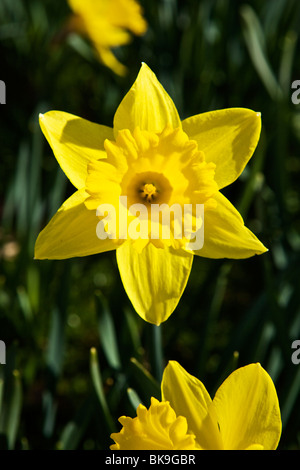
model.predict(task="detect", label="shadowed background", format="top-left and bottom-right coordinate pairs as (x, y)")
top-left (0, 0), bottom-right (300, 449)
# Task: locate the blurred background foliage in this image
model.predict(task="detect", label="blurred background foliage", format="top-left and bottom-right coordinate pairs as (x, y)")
top-left (0, 0), bottom-right (300, 450)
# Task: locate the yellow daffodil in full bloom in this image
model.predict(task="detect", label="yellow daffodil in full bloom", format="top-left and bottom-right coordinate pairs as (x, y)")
top-left (67, 0), bottom-right (147, 75)
top-left (110, 361), bottom-right (282, 450)
top-left (35, 63), bottom-right (267, 325)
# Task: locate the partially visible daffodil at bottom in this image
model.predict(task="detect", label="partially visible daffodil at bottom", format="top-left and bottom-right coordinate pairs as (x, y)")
top-left (110, 361), bottom-right (281, 450)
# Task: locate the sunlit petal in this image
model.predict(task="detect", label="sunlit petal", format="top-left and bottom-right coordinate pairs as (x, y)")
top-left (34, 190), bottom-right (117, 259)
top-left (182, 108), bottom-right (261, 189)
top-left (114, 63), bottom-right (181, 134)
top-left (116, 243), bottom-right (193, 325)
top-left (39, 111), bottom-right (113, 189)
top-left (212, 363), bottom-right (282, 450)
top-left (190, 191), bottom-right (268, 259)
top-left (162, 361), bottom-right (223, 449)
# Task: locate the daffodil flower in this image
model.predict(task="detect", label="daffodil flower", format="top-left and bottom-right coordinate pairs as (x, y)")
top-left (35, 63), bottom-right (267, 325)
top-left (67, 0), bottom-right (147, 75)
top-left (110, 361), bottom-right (282, 450)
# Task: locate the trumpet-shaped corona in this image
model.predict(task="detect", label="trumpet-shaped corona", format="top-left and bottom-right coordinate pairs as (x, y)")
top-left (84, 126), bottom-right (217, 251)
top-left (111, 397), bottom-right (198, 450)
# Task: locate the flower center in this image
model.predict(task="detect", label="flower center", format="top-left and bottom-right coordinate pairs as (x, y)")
top-left (85, 125), bottom-right (218, 251)
top-left (126, 171), bottom-right (173, 207)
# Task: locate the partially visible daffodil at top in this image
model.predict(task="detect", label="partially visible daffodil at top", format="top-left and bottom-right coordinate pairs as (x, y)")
top-left (35, 63), bottom-right (267, 325)
top-left (110, 361), bottom-right (282, 450)
top-left (67, 0), bottom-right (147, 75)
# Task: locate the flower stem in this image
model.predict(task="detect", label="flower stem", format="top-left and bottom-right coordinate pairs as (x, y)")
top-left (152, 325), bottom-right (164, 383)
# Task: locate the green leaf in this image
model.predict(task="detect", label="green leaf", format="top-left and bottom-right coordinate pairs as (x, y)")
top-left (127, 387), bottom-right (143, 411)
top-left (89, 347), bottom-right (116, 433)
top-left (240, 4), bottom-right (283, 101)
top-left (58, 397), bottom-right (94, 450)
top-left (129, 357), bottom-right (161, 400)
top-left (0, 370), bottom-right (22, 450)
top-left (95, 291), bottom-right (121, 370)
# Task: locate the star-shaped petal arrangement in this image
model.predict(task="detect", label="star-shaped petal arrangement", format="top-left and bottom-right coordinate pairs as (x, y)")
top-left (35, 63), bottom-right (267, 325)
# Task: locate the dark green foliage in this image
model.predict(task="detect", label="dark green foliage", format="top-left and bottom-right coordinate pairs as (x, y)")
top-left (1, 0), bottom-right (300, 449)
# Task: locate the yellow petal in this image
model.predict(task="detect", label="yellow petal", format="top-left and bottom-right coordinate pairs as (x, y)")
top-left (246, 444), bottom-right (264, 450)
top-left (116, 242), bottom-right (193, 325)
top-left (110, 397), bottom-right (198, 450)
top-left (212, 363), bottom-right (282, 450)
top-left (107, 0), bottom-right (148, 36)
top-left (97, 47), bottom-right (128, 76)
top-left (182, 108), bottom-right (261, 189)
top-left (39, 111), bottom-right (113, 189)
top-left (67, 0), bottom-right (147, 75)
top-left (85, 159), bottom-right (124, 196)
top-left (68, 0), bottom-right (147, 40)
top-left (190, 191), bottom-right (267, 259)
top-left (113, 63), bottom-right (181, 134)
top-left (34, 190), bottom-right (117, 259)
top-left (161, 361), bottom-right (223, 450)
